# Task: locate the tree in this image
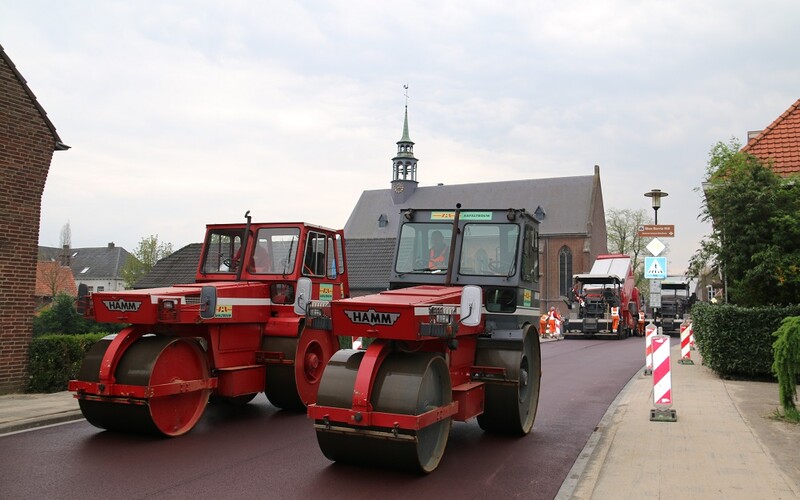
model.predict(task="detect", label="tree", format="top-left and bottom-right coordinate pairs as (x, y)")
top-left (33, 293), bottom-right (87, 335)
top-left (33, 293), bottom-right (124, 336)
top-left (37, 262), bottom-right (74, 300)
top-left (606, 208), bottom-right (653, 292)
top-left (60, 221), bottom-right (71, 249)
top-left (120, 234), bottom-right (174, 288)
top-left (689, 138), bottom-right (800, 306)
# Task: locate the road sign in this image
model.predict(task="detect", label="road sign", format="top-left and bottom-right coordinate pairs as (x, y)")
top-left (646, 237), bottom-right (666, 256)
top-left (645, 256), bottom-right (667, 279)
top-left (649, 279), bottom-right (661, 294)
top-left (637, 224), bottom-right (675, 238)
top-left (650, 292), bottom-right (661, 308)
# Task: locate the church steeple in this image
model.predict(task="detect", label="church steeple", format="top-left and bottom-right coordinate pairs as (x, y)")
top-left (391, 87), bottom-right (418, 204)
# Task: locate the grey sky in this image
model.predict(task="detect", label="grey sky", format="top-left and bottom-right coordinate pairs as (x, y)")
top-left (3, 1), bottom-right (798, 273)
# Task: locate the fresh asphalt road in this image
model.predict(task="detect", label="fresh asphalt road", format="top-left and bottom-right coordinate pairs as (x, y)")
top-left (0, 338), bottom-right (644, 500)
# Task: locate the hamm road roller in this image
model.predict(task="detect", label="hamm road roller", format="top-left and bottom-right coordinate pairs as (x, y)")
top-left (68, 213), bottom-right (348, 436)
top-left (305, 205), bottom-right (542, 473)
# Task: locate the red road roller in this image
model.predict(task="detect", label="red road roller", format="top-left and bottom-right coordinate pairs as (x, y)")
top-left (305, 206), bottom-right (542, 472)
top-left (69, 213), bottom-right (348, 436)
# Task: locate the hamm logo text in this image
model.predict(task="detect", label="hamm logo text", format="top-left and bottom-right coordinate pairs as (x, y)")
top-left (344, 309), bottom-right (400, 326)
top-left (103, 299), bottom-right (143, 312)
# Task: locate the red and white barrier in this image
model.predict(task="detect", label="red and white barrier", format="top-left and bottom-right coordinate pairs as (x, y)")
top-left (352, 337), bottom-right (363, 350)
top-left (689, 322), bottom-right (696, 350)
top-left (652, 335), bottom-right (672, 406)
top-left (679, 323), bottom-right (694, 364)
top-left (644, 323), bottom-right (657, 375)
top-left (650, 334), bottom-right (677, 421)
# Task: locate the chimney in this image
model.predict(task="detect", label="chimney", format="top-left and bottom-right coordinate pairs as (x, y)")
top-left (747, 130), bottom-right (763, 144)
top-left (108, 242), bottom-right (115, 249)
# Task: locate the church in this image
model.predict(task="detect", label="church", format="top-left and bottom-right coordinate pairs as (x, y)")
top-left (343, 105), bottom-right (609, 313)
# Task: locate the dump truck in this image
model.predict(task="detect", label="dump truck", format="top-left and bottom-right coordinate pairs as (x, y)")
top-left (68, 213), bottom-right (348, 436)
top-left (563, 254), bottom-right (640, 339)
top-left (657, 276), bottom-right (692, 336)
top-left (304, 205), bottom-right (542, 473)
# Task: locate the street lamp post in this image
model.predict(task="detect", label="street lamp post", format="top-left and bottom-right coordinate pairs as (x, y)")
top-left (644, 188), bottom-right (668, 336)
top-left (644, 188), bottom-right (668, 224)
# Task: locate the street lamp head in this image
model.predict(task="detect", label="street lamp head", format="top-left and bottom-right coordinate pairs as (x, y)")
top-left (644, 188), bottom-right (668, 210)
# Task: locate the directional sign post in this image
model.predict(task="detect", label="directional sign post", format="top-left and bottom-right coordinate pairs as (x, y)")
top-left (638, 224), bottom-right (676, 238)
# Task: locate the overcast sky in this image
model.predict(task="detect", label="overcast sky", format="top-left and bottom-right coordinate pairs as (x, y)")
top-left (3, 1), bottom-right (799, 274)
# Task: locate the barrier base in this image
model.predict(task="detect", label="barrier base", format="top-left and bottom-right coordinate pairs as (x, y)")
top-left (650, 407), bottom-right (677, 422)
top-left (678, 358), bottom-right (695, 365)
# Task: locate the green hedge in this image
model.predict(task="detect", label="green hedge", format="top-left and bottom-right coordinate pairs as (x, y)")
top-left (692, 303), bottom-right (800, 379)
top-left (27, 333), bottom-right (107, 393)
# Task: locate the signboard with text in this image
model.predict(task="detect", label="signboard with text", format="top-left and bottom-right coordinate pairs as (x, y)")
top-left (637, 224), bottom-right (675, 238)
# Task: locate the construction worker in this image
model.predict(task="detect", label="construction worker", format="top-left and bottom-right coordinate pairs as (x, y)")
top-left (428, 231), bottom-right (449, 270)
top-left (540, 312), bottom-right (549, 338)
top-left (547, 306), bottom-right (562, 338)
top-left (637, 310), bottom-right (646, 337)
top-left (611, 306), bottom-right (620, 333)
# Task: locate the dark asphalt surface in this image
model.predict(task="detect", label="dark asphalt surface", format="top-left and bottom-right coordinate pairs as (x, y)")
top-left (0, 338), bottom-right (644, 500)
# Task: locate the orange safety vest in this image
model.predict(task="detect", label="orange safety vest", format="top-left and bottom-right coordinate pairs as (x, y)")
top-left (429, 246), bottom-right (447, 269)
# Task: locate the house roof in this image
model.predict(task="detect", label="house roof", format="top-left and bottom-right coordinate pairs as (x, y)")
top-left (344, 170), bottom-right (603, 291)
top-left (35, 262), bottom-right (77, 297)
top-left (742, 98), bottom-right (800, 177)
top-left (133, 243), bottom-right (202, 289)
top-left (0, 43), bottom-right (69, 150)
top-left (39, 244), bottom-right (134, 280)
top-left (345, 238), bottom-right (397, 291)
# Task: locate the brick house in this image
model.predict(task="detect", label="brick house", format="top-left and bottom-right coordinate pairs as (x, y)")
top-left (344, 107), bottom-right (608, 313)
top-left (0, 44), bottom-right (69, 393)
top-left (34, 261), bottom-right (78, 307)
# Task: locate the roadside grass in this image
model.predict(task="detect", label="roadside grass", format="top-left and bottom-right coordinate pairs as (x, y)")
top-left (770, 407), bottom-right (800, 424)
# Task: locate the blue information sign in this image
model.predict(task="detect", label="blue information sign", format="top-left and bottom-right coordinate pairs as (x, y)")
top-left (644, 257), bottom-right (668, 279)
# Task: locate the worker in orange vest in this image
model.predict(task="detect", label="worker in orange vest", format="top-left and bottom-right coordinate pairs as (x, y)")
top-left (540, 313), bottom-right (549, 338)
top-left (637, 311), bottom-right (646, 336)
top-left (428, 231), bottom-right (449, 270)
top-left (547, 307), bottom-right (562, 338)
top-left (611, 306), bottom-right (620, 333)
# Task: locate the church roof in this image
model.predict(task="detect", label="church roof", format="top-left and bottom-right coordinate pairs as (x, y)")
top-left (345, 174), bottom-right (598, 240)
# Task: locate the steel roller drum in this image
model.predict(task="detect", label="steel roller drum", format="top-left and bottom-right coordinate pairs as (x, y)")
top-left (262, 327), bottom-right (335, 410)
top-left (475, 327), bottom-right (541, 434)
top-left (77, 336), bottom-right (211, 436)
top-left (315, 349), bottom-right (452, 473)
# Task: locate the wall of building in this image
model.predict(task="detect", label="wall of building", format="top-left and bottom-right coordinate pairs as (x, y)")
top-left (76, 278), bottom-right (127, 293)
top-left (0, 55), bottom-right (56, 393)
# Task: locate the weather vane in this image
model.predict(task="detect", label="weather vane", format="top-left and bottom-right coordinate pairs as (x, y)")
top-left (403, 84), bottom-right (409, 106)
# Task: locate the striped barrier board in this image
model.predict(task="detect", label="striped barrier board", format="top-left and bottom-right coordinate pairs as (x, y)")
top-left (650, 334), bottom-right (677, 422)
top-left (679, 323), bottom-right (694, 365)
top-left (643, 323), bottom-right (657, 375)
